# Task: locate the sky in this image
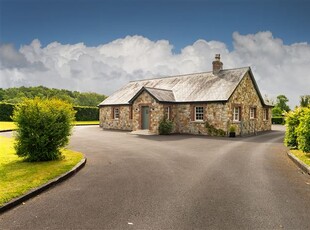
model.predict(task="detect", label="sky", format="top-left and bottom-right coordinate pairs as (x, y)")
top-left (0, 0), bottom-right (310, 107)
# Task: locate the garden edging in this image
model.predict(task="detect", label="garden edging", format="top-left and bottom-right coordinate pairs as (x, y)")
top-left (287, 151), bottom-right (310, 175)
top-left (0, 157), bottom-right (87, 214)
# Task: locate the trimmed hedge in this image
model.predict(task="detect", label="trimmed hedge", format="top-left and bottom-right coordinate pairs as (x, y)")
top-left (272, 117), bottom-right (285, 124)
top-left (0, 103), bottom-right (15, 121)
top-left (0, 102), bottom-right (98, 121)
top-left (285, 107), bottom-right (310, 153)
top-left (73, 106), bottom-right (99, 121)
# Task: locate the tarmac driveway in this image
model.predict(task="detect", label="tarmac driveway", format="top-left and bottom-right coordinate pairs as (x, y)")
top-left (1, 126), bottom-right (310, 229)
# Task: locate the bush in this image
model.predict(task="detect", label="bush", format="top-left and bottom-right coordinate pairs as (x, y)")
top-left (73, 106), bottom-right (99, 121)
top-left (205, 121), bottom-right (226, 136)
top-left (284, 109), bottom-right (303, 149)
top-left (296, 108), bottom-right (310, 153)
top-left (12, 98), bottom-right (76, 161)
top-left (158, 118), bottom-right (173, 135)
top-left (0, 103), bottom-right (15, 121)
top-left (272, 117), bottom-right (285, 124)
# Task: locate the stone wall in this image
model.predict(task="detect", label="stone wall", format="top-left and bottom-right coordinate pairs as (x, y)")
top-left (132, 91), bottom-right (164, 134)
top-left (226, 72), bottom-right (272, 135)
top-left (99, 105), bottom-right (132, 131)
top-left (99, 72), bottom-right (272, 135)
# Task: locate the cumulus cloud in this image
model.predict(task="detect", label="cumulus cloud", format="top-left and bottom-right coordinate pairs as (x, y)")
top-left (0, 32), bottom-right (309, 107)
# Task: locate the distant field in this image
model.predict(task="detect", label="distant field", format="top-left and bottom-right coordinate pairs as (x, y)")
top-left (0, 121), bottom-right (99, 131)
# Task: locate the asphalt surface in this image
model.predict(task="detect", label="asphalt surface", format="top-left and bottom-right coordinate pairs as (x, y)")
top-left (1, 126), bottom-right (310, 229)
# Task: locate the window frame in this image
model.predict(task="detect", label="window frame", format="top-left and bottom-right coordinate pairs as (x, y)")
top-left (164, 106), bottom-right (170, 120)
top-left (250, 107), bottom-right (256, 119)
top-left (195, 106), bottom-right (204, 121)
top-left (113, 107), bottom-right (120, 120)
top-left (233, 106), bottom-right (241, 122)
top-left (263, 108), bottom-right (268, 121)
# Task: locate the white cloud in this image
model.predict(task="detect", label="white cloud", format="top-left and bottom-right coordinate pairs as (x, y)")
top-left (0, 32), bottom-right (309, 107)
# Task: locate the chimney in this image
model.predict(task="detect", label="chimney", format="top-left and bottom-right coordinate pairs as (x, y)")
top-left (212, 54), bottom-right (223, 75)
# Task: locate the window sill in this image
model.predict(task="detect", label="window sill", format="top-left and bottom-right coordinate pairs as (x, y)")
top-left (191, 120), bottom-right (205, 123)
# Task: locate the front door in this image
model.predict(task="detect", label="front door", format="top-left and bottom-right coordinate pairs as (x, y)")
top-left (141, 106), bottom-right (149, 129)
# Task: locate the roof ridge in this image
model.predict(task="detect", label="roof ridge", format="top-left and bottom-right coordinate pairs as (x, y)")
top-left (129, 66), bottom-right (250, 83)
top-left (144, 87), bottom-right (173, 92)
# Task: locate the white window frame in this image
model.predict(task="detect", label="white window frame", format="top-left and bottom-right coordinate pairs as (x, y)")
top-left (250, 107), bottom-right (256, 119)
top-left (113, 107), bottom-right (120, 119)
top-left (164, 106), bottom-right (170, 120)
top-left (195, 106), bottom-right (204, 121)
top-left (233, 107), bottom-right (240, 122)
top-left (263, 108), bottom-right (268, 121)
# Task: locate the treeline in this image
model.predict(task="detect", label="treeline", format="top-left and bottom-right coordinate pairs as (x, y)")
top-left (0, 86), bottom-right (106, 106)
top-left (0, 102), bottom-right (99, 121)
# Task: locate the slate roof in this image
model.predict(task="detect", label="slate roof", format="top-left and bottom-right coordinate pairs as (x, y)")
top-left (129, 87), bottom-right (176, 103)
top-left (99, 67), bottom-right (267, 106)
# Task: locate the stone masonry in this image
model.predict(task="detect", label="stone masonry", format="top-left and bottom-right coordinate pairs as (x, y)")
top-left (100, 72), bottom-right (271, 135)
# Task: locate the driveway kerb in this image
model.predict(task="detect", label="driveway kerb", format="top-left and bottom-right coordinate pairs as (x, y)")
top-left (0, 157), bottom-right (87, 214)
top-left (287, 151), bottom-right (310, 175)
top-left (0, 129), bottom-right (14, 132)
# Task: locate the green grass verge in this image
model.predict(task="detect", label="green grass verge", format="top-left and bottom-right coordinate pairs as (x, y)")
top-left (290, 149), bottom-right (310, 167)
top-left (0, 121), bottom-right (99, 131)
top-left (0, 136), bottom-right (83, 206)
top-left (0, 122), bottom-right (17, 131)
top-left (73, 121), bottom-right (99, 125)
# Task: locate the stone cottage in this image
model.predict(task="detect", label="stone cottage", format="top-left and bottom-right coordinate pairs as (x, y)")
top-left (99, 54), bottom-right (272, 135)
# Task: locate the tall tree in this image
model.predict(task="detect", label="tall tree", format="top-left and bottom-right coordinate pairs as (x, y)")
top-left (275, 95), bottom-right (290, 112)
top-left (300, 95), bottom-right (310, 107)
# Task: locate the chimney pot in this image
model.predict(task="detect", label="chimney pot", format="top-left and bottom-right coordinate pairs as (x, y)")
top-left (212, 54), bottom-right (223, 75)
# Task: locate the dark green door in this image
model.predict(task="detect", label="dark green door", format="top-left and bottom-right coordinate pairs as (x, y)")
top-left (141, 106), bottom-right (149, 129)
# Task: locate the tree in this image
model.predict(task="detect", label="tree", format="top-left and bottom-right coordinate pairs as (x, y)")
top-left (276, 95), bottom-right (290, 112)
top-left (13, 98), bottom-right (76, 161)
top-left (272, 107), bottom-right (283, 117)
top-left (0, 88), bottom-right (4, 101)
top-left (0, 86), bottom-right (106, 106)
top-left (300, 95), bottom-right (310, 107)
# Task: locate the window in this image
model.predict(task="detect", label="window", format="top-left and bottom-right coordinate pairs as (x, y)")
top-left (113, 107), bottom-right (119, 119)
top-left (195, 106), bottom-right (204, 121)
top-left (263, 108), bottom-right (268, 121)
top-left (164, 106), bottom-right (170, 120)
top-left (233, 107), bottom-right (241, 122)
top-left (250, 107), bottom-right (256, 119)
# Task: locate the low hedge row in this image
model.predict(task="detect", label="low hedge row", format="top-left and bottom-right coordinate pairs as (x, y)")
top-left (272, 117), bottom-right (285, 124)
top-left (74, 106), bottom-right (99, 121)
top-left (0, 103), bottom-right (99, 121)
top-left (0, 103), bottom-right (15, 121)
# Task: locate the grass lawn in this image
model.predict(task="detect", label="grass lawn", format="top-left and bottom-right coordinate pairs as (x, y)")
top-left (290, 149), bottom-right (310, 167)
top-left (73, 121), bottom-right (99, 125)
top-left (0, 136), bottom-right (83, 206)
top-left (0, 121), bottom-right (99, 131)
top-left (0, 122), bottom-right (17, 131)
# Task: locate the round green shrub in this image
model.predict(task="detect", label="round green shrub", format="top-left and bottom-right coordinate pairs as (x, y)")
top-left (12, 98), bottom-right (76, 161)
top-left (158, 119), bottom-right (173, 135)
